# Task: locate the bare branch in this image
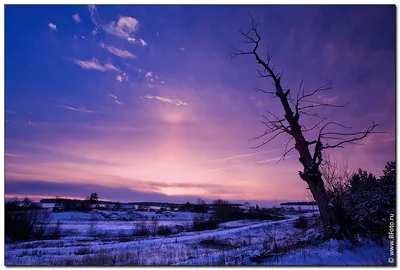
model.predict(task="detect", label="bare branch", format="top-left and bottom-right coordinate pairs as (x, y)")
top-left (321, 122), bottom-right (382, 150)
top-left (299, 110), bottom-right (324, 120)
top-left (254, 87), bottom-right (276, 95)
top-left (302, 117), bottom-right (328, 132)
top-left (319, 121), bottom-right (352, 135)
top-left (298, 83), bottom-right (332, 101)
top-left (250, 126), bottom-right (280, 141)
top-left (298, 100), bottom-right (351, 111)
top-left (278, 136), bottom-right (295, 163)
top-left (278, 146), bottom-right (296, 163)
top-left (251, 130), bottom-right (287, 149)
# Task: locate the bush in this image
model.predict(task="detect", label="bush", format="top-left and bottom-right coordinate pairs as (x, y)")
top-left (199, 239), bottom-right (233, 249)
top-left (74, 247), bottom-right (92, 255)
top-left (192, 215), bottom-right (219, 231)
top-left (293, 216), bottom-right (308, 229)
top-left (5, 208), bottom-right (52, 241)
top-left (323, 161), bottom-right (396, 244)
top-left (132, 221), bottom-right (150, 236)
top-left (157, 225), bottom-right (172, 236)
top-left (213, 199), bottom-right (234, 222)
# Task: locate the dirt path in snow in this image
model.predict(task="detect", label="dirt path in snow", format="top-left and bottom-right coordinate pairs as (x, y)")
top-left (103, 213), bottom-right (310, 252)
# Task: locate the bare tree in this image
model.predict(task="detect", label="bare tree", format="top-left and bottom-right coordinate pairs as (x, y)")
top-left (230, 15), bottom-right (380, 237)
top-left (320, 156), bottom-right (354, 199)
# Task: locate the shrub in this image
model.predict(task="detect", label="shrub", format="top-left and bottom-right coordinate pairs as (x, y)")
top-left (87, 217), bottom-right (97, 237)
top-left (157, 225), bottom-right (172, 236)
top-left (5, 209), bottom-right (52, 241)
top-left (74, 247), bottom-right (92, 255)
top-left (213, 199), bottom-right (234, 222)
top-left (293, 216), bottom-right (308, 229)
top-left (149, 219), bottom-right (159, 235)
top-left (132, 221), bottom-right (150, 236)
top-left (323, 160), bottom-right (396, 244)
top-left (199, 239), bottom-right (233, 249)
top-left (192, 215), bottom-right (219, 231)
top-left (50, 220), bottom-right (63, 239)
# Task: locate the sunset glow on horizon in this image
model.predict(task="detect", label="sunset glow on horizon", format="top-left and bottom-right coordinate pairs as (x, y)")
top-left (5, 5), bottom-right (395, 204)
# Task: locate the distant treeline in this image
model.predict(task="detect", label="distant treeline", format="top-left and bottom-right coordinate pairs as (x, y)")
top-left (40, 198), bottom-right (182, 207)
top-left (39, 198), bottom-right (241, 208)
top-left (280, 201), bottom-right (317, 206)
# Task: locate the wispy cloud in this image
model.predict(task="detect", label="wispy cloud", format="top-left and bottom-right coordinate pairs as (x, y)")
top-left (73, 58), bottom-right (119, 72)
top-left (87, 5), bottom-right (147, 46)
top-left (254, 156), bottom-right (294, 164)
top-left (48, 23), bottom-right (57, 31)
top-left (127, 37), bottom-right (136, 43)
top-left (5, 153), bottom-right (22, 158)
top-left (104, 45), bottom-right (136, 59)
top-left (60, 106), bottom-right (94, 113)
top-left (103, 63), bottom-right (119, 71)
top-left (209, 164), bottom-right (241, 172)
top-left (87, 5), bottom-right (100, 28)
top-left (116, 73), bottom-right (128, 83)
top-left (107, 94), bottom-right (122, 105)
top-left (103, 16), bottom-right (138, 39)
top-left (208, 153), bottom-right (294, 172)
top-left (126, 37), bottom-right (148, 47)
top-left (194, 149), bottom-right (281, 165)
top-left (143, 95), bottom-right (188, 106)
top-left (321, 95), bottom-right (339, 104)
top-left (145, 71), bottom-right (153, 78)
top-left (144, 71), bottom-right (161, 85)
top-left (139, 39), bottom-right (148, 47)
top-left (72, 13), bottom-right (81, 23)
top-left (179, 47), bottom-right (186, 51)
top-left (5, 110), bottom-right (17, 114)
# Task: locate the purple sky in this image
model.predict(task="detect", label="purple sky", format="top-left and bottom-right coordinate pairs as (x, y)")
top-left (5, 5), bottom-right (395, 204)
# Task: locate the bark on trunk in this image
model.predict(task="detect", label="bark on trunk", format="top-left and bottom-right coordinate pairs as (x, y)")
top-left (245, 38), bottom-right (339, 238)
top-left (306, 174), bottom-right (338, 237)
top-left (275, 89), bottom-right (338, 238)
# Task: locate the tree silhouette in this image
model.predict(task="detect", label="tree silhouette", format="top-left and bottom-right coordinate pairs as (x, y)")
top-left (89, 192), bottom-right (99, 208)
top-left (230, 14), bottom-right (380, 237)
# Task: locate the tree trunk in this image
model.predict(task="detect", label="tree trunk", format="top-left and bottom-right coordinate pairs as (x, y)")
top-left (275, 87), bottom-right (338, 238)
top-left (306, 173), bottom-right (338, 238)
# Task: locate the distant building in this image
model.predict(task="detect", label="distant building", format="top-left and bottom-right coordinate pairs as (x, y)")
top-left (122, 204), bottom-right (134, 209)
top-left (40, 202), bottom-right (56, 209)
top-left (148, 206), bottom-right (161, 211)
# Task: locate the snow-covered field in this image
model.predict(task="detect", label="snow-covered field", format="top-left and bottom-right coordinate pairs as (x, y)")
top-left (49, 210), bottom-right (199, 236)
top-left (5, 210), bottom-right (391, 266)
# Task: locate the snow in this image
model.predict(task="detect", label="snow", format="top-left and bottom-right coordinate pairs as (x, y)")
top-left (5, 210), bottom-right (392, 266)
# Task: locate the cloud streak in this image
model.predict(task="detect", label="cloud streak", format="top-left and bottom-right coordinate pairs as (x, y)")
top-left (73, 58), bottom-right (119, 72)
top-left (87, 5), bottom-right (100, 28)
top-left (72, 13), bottom-right (81, 23)
top-left (60, 106), bottom-right (94, 113)
top-left (48, 23), bottom-right (57, 31)
top-left (143, 95), bottom-right (188, 106)
top-left (5, 153), bottom-right (22, 158)
top-left (254, 155), bottom-right (295, 164)
top-left (107, 94), bottom-right (122, 105)
top-left (194, 149), bottom-right (282, 165)
top-left (104, 45), bottom-right (135, 58)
